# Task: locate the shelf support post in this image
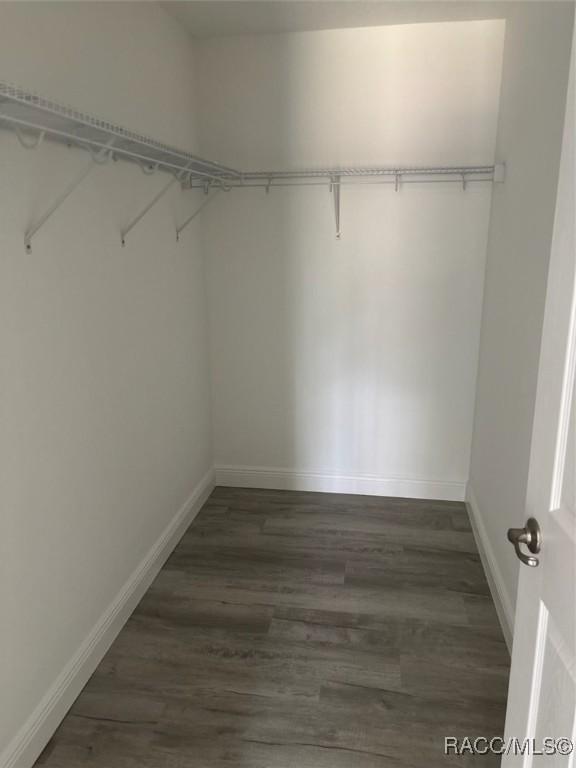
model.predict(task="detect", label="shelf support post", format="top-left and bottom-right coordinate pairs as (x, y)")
top-left (24, 138), bottom-right (115, 254)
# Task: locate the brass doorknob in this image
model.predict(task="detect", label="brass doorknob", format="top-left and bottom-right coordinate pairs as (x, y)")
top-left (507, 518), bottom-right (541, 567)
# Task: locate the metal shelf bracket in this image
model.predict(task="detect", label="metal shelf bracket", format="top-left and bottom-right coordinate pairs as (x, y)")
top-left (24, 138), bottom-right (115, 254)
top-left (331, 175), bottom-right (341, 239)
top-left (176, 189), bottom-right (221, 242)
top-left (121, 175), bottom-right (178, 246)
top-left (121, 161), bottom-right (197, 246)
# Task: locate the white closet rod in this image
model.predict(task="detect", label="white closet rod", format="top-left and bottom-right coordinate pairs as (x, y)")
top-left (0, 82), bottom-right (503, 248)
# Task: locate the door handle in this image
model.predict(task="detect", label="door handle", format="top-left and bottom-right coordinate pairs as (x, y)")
top-left (507, 518), bottom-right (542, 567)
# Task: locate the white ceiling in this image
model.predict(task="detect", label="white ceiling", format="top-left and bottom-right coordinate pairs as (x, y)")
top-left (162, 1), bottom-right (513, 39)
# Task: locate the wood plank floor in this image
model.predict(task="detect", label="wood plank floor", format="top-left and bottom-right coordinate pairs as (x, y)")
top-left (36, 487), bottom-right (510, 767)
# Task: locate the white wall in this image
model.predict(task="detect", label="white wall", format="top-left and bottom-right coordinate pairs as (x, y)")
top-left (467, 3), bottom-right (574, 642)
top-left (0, 4), bottom-right (212, 765)
top-left (197, 21), bottom-right (505, 499)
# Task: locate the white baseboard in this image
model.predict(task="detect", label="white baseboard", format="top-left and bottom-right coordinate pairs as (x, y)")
top-left (466, 484), bottom-right (514, 651)
top-left (215, 465), bottom-right (466, 502)
top-left (1, 469), bottom-right (215, 768)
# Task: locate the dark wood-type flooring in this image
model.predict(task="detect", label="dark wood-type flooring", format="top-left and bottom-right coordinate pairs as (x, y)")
top-left (36, 487), bottom-right (510, 767)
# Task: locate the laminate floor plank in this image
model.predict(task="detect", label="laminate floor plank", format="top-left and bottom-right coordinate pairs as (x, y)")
top-left (35, 487), bottom-right (509, 768)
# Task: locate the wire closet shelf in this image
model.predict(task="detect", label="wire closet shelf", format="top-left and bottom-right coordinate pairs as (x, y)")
top-left (0, 82), bottom-right (502, 248)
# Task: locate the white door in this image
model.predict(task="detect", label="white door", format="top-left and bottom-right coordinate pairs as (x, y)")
top-left (502, 24), bottom-right (576, 767)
